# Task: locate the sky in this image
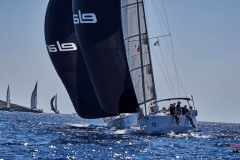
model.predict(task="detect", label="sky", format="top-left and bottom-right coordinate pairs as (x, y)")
top-left (0, 0), bottom-right (240, 123)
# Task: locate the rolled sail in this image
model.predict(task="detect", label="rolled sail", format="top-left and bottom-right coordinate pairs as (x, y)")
top-left (73, 0), bottom-right (139, 114)
top-left (44, 0), bottom-right (113, 118)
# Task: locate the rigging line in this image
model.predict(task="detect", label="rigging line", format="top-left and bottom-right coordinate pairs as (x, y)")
top-left (156, 41), bottom-right (177, 97)
top-left (149, 1), bottom-right (187, 98)
top-left (151, 0), bottom-right (170, 34)
top-left (153, 0), bottom-right (184, 96)
top-left (150, 1), bottom-right (174, 62)
top-left (151, 1), bottom-right (168, 38)
top-left (162, 36), bottom-right (183, 97)
top-left (151, 0), bottom-right (176, 71)
top-left (177, 71), bottom-right (187, 97)
top-left (148, 35), bottom-right (171, 40)
top-left (152, 44), bottom-right (176, 97)
top-left (169, 34), bottom-right (181, 97)
top-left (161, 0), bottom-right (171, 34)
top-left (150, 0), bottom-right (178, 93)
top-left (150, 0), bottom-right (174, 62)
top-left (149, 0), bottom-right (186, 97)
top-left (162, 0), bottom-right (187, 97)
top-left (150, 38), bottom-right (177, 96)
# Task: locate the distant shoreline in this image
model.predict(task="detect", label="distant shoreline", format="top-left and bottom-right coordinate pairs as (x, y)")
top-left (0, 100), bottom-right (43, 113)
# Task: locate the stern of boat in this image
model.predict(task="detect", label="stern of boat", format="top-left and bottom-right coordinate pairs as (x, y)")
top-left (139, 114), bottom-right (198, 134)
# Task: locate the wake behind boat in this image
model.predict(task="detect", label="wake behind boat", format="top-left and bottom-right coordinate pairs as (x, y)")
top-left (103, 113), bottom-right (139, 129)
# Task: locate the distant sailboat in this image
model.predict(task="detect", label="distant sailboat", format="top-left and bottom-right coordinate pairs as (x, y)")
top-left (6, 85), bottom-right (10, 108)
top-left (30, 81), bottom-right (43, 113)
top-left (0, 85), bottom-right (14, 112)
top-left (31, 81), bottom-right (37, 110)
top-left (50, 94), bottom-right (59, 114)
top-left (72, 0), bottom-right (198, 134)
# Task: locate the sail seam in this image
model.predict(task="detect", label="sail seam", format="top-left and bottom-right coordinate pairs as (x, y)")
top-left (121, 2), bottom-right (143, 9)
top-left (125, 33), bottom-right (146, 41)
top-left (130, 64), bottom-right (151, 72)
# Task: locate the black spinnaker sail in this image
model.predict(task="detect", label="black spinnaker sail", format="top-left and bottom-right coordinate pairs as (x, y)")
top-left (44, 0), bottom-right (114, 118)
top-left (50, 94), bottom-right (59, 114)
top-left (73, 0), bottom-right (139, 114)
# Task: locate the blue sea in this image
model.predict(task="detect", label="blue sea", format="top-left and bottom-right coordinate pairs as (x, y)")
top-left (0, 112), bottom-right (239, 160)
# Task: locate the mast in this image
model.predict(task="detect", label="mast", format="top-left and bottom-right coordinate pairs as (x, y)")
top-left (141, 1), bottom-right (158, 106)
top-left (121, 0), bottom-right (156, 115)
top-left (136, 0), bottom-right (147, 115)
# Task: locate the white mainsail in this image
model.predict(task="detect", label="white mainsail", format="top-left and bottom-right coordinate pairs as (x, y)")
top-left (121, 0), bottom-right (157, 115)
top-left (121, 0), bottom-right (198, 134)
top-left (31, 81), bottom-right (38, 110)
top-left (6, 85), bottom-right (10, 108)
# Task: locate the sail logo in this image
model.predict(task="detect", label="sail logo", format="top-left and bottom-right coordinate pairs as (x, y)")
top-left (73, 10), bottom-right (97, 24)
top-left (47, 41), bottom-right (77, 53)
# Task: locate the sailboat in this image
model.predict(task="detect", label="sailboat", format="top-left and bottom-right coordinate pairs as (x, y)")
top-left (6, 85), bottom-right (10, 109)
top-left (50, 94), bottom-right (60, 114)
top-left (0, 85), bottom-right (14, 112)
top-left (30, 81), bottom-right (37, 110)
top-left (72, 0), bottom-right (198, 134)
top-left (30, 81), bottom-right (43, 113)
top-left (0, 85), bottom-right (13, 112)
top-left (44, 0), bottom-right (197, 134)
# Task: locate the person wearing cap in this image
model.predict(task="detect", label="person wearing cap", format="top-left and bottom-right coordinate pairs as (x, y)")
top-left (181, 105), bottom-right (188, 115)
top-left (176, 101), bottom-right (181, 115)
